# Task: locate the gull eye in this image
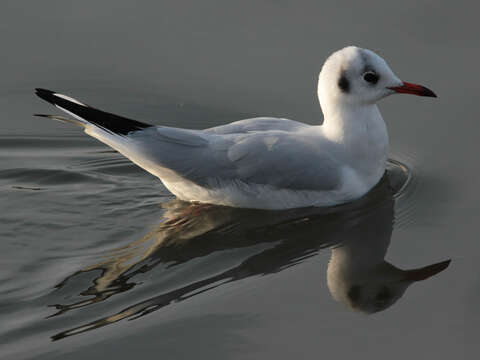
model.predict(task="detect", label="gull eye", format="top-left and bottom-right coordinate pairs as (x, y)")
top-left (363, 71), bottom-right (379, 84)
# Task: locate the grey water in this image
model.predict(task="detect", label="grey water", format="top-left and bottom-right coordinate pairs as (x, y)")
top-left (1, 1), bottom-right (479, 359)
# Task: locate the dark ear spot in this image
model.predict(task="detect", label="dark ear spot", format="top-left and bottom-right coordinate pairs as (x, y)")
top-left (338, 72), bottom-right (350, 93)
top-left (347, 285), bottom-right (361, 302)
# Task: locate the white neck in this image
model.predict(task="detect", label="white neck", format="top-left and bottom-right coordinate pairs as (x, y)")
top-left (319, 98), bottom-right (389, 188)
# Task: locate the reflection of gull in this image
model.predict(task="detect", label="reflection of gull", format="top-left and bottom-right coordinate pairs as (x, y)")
top-left (49, 173), bottom-right (450, 340)
top-left (35, 46), bottom-right (435, 209)
top-left (327, 229), bottom-right (449, 314)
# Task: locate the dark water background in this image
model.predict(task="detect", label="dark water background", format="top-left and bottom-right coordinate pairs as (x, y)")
top-left (1, 1), bottom-right (479, 359)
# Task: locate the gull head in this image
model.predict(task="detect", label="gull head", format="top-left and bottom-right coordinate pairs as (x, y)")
top-left (318, 46), bottom-right (436, 110)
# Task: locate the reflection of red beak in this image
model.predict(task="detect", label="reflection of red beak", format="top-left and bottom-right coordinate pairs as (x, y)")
top-left (404, 259), bottom-right (451, 281)
top-left (388, 82), bottom-right (437, 97)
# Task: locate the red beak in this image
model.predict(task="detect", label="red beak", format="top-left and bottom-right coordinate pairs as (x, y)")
top-left (388, 81), bottom-right (437, 98)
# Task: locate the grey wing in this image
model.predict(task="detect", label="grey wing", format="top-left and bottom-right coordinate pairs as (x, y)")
top-left (205, 117), bottom-right (309, 134)
top-left (129, 126), bottom-right (340, 191)
top-left (225, 132), bottom-right (341, 190)
top-left (125, 126), bottom-right (237, 183)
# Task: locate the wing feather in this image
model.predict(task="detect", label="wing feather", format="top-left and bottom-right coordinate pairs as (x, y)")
top-left (128, 126), bottom-right (340, 191)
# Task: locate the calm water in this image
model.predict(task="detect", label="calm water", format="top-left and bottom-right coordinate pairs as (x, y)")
top-left (1, 1), bottom-right (479, 359)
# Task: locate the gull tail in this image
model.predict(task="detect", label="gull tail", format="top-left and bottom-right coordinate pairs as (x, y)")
top-left (34, 114), bottom-right (87, 127)
top-left (34, 88), bottom-right (152, 135)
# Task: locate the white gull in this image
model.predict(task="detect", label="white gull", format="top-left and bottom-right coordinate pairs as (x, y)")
top-left (35, 46), bottom-right (436, 209)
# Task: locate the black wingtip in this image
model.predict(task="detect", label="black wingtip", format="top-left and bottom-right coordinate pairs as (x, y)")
top-left (34, 88), bottom-right (153, 135)
top-left (35, 88), bottom-right (57, 104)
top-left (33, 113), bottom-right (51, 118)
top-left (35, 88), bottom-right (54, 93)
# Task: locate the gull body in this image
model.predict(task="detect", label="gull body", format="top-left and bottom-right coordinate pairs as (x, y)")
top-left (35, 46), bottom-right (436, 209)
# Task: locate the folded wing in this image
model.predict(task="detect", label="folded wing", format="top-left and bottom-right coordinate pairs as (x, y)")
top-left (129, 127), bottom-right (341, 191)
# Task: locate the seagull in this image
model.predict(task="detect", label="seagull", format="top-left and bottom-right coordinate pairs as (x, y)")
top-left (35, 46), bottom-right (436, 209)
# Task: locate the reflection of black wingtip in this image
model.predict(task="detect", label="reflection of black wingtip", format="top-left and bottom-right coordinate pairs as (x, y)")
top-left (34, 113), bottom-right (50, 118)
